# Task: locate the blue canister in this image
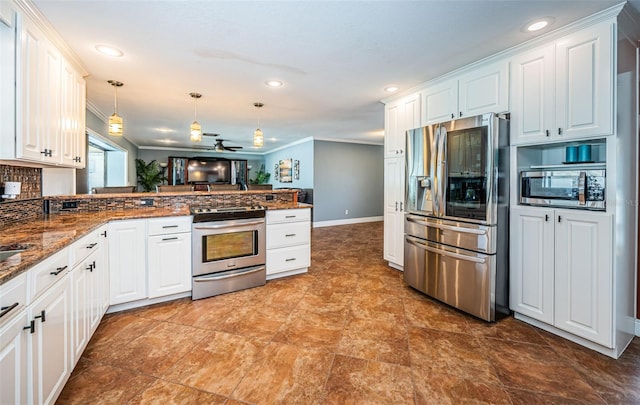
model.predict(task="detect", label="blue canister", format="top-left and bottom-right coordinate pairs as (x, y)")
top-left (578, 144), bottom-right (592, 162)
top-left (565, 146), bottom-right (578, 163)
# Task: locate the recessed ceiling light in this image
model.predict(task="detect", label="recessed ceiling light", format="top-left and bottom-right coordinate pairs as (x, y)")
top-left (95, 44), bottom-right (124, 57)
top-left (384, 86), bottom-right (399, 93)
top-left (522, 17), bottom-right (555, 33)
top-left (265, 80), bottom-right (283, 88)
top-left (154, 127), bottom-right (176, 134)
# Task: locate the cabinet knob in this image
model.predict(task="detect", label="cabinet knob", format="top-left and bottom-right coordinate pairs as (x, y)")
top-left (545, 130), bottom-right (550, 137)
top-left (459, 112), bottom-right (463, 117)
top-left (34, 310), bottom-right (46, 323)
top-left (395, 202), bottom-right (398, 211)
top-left (451, 113), bottom-right (454, 119)
top-left (558, 128), bottom-right (562, 135)
top-left (557, 215), bottom-right (562, 223)
top-left (545, 214), bottom-right (549, 222)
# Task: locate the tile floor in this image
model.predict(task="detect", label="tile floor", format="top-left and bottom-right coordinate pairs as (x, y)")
top-left (57, 221), bottom-right (640, 404)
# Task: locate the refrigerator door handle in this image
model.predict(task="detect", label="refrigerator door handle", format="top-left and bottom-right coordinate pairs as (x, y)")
top-left (434, 125), bottom-right (446, 216)
top-left (405, 235), bottom-right (487, 264)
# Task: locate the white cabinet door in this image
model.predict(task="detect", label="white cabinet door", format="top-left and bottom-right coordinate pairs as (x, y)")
top-left (383, 157), bottom-right (404, 267)
top-left (384, 94), bottom-right (420, 158)
top-left (509, 207), bottom-right (554, 323)
top-left (108, 219), bottom-right (147, 305)
top-left (41, 42), bottom-right (61, 164)
top-left (384, 101), bottom-right (400, 158)
top-left (93, 227), bottom-right (109, 331)
top-left (458, 59), bottom-right (509, 118)
top-left (60, 60), bottom-right (76, 167)
top-left (30, 278), bottom-right (70, 405)
top-left (554, 210), bottom-right (612, 347)
top-left (510, 45), bottom-right (556, 145)
top-left (17, 14), bottom-right (45, 162)
top-left (147, 232), bottom-right (191, 299)
top-left (70, 262), bottom-right (89, 366)
top-left (555, 22), bottom-right (613, 139)
top-left (0, 312), bottom-right (29, 405)
top-left (421, 78), bottom-right (457, 125)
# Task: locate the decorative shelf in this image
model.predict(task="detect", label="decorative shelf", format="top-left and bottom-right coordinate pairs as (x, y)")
top-left (529, 162), bottom-right (606, 170)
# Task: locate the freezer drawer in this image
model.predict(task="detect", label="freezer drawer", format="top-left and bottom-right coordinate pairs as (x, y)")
top-left (192, 265), bottom-right (265, 300)
top-left (404, 235), bottom-right (495, 321)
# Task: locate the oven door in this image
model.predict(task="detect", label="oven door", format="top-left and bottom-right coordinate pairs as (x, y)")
top-left (192, 218), bottom-right (266, 277)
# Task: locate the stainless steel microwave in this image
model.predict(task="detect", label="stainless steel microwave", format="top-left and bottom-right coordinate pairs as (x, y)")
top-left (520, 169), bottom-right (605, 210)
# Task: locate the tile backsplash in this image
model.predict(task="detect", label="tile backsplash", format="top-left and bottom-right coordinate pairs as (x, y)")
top-left (0, 165), bottom-right (42, 199)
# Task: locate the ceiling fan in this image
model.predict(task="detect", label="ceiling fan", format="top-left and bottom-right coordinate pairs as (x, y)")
top-left (197, 133), bottom-right (243, 152)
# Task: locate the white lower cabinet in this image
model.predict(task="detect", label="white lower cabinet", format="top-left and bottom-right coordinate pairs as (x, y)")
top-left (510, 207), bottom-right (613, 347)
top-left (29, 276), bottom-right (71, 405)
top-left (383, 157), bottom-right (404, 269)
top-left (0, 312), bottom-right (29, 405)
top-left (266, 208), bottom-right (311, 279)
top-left (147, 217), bottom-right (191, 298)
top-left (108, 219), bottom-right (147, 305)
top-left (70, 225), bottom-right (108, 366)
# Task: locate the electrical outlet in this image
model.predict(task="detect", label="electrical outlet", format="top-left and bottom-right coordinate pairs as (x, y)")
top-left (345, 209), bottom-right (349, 215)
top-left (62, 201), bottom-right (78, 210)
top-left (266, 194), bottom-right (274, 201)
top-left (140, 198), bottom-right (154, 206)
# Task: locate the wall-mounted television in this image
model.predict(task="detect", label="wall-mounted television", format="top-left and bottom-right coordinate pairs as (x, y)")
top-left (187, 159), bottom-right (231, 184)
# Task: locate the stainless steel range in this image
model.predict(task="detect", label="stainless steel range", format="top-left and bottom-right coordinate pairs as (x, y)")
top-left (191, 206), bottom-right (266, 300)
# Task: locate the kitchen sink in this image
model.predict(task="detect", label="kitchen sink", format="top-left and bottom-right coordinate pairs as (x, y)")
top-left (0, 244), bottom-right (29, 261)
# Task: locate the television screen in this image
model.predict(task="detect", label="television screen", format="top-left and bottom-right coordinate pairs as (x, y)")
top-left (187, 159), bottom-right (231, 183)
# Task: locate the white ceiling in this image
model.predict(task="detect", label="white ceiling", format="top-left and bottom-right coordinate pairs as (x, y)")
top-left (32, 0), bottom-right (636, 154)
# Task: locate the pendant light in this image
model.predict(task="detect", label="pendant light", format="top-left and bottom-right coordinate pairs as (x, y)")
top-left (253, 102), bottom-right (264, 148)
top-left (107, 80), bottom-right (123, 137)
top-left (190, 92), bottom-right (202, 142)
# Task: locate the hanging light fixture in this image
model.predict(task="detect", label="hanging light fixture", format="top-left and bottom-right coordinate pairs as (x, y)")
top-left (189, 92), bottom-right (203, 142)
top-left (107, 80), bottom-right (124, 137)
top-left (253, 102), bottom-right (264, 148)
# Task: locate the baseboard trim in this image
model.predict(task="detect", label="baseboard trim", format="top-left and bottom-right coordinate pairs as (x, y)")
top-left (636, 318), bottom-right (640, 336)
top-left (313, 216), bottom-right (383, 228)
top-left (106, 291), bottom-right (191, 314)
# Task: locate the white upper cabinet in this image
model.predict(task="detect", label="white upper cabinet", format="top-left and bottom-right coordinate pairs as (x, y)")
top-left (510, 21), bottom-right (613, 145)
top-left (421, 79), bottom-right (458, 125)
top-left (3, 7), bottom-right (86, 167)
top-left (555, 22), bottom-right (613, 139)
top-left (422, 59), bottom-right (509, 126)
top-left (510, 44), bottom-right (556, 144)
top-left (384, 93), bottom-right (420, 158)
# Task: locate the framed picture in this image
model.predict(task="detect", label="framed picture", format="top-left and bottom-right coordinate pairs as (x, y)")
top-left (279, 159), bottom-right (292, 183)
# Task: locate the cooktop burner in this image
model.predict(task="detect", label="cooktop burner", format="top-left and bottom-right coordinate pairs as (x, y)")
top-left (191, 205), bottom-right (266, 222)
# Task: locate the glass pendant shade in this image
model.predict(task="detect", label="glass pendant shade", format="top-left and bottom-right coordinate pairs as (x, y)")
top-left (189, 92), bottom-right (203, 142)
top-left (253, 128), bottom-right (264, 147)
top-left (253, 102), bottom-right (265, 148)
top-left (108, 113), bottom-right (123, 137)
top-left (107, 80), bottom-right (124, 137)
top-left (190, 120), bottom-right (202, 142)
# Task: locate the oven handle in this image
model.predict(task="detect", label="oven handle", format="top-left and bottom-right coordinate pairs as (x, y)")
top-left (193, 266), bottom-right (265, 281)
top-left (194, 220), bottom-right (265, 230)
top-left (405, 235), bottom-right (486, 264)
top-left (406, 216), bottom-right (486, 235)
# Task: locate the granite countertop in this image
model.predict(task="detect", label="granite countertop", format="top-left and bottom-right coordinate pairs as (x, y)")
top-left (0, 202), bottom-right (312, 286)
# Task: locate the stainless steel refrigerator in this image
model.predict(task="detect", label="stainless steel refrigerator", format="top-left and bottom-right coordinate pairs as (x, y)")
top-left (404, 113), bottom-right (509, 321)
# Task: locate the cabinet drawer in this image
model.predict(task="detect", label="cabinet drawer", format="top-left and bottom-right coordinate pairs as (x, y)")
top-left (0, 272), bottom-right (27, 326)
top-left (267, 221), bottom-right (310, 249)
top-left (147, 216), bottom-right (192, 236)
top-left (29, 247), bottom-right (70, 301)
top-left (71, 228), bottom-right (101, 268)
top-left (266, 208), bottom-right (310, 224)
top-left (266, 244), bottom-right (310, 274)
